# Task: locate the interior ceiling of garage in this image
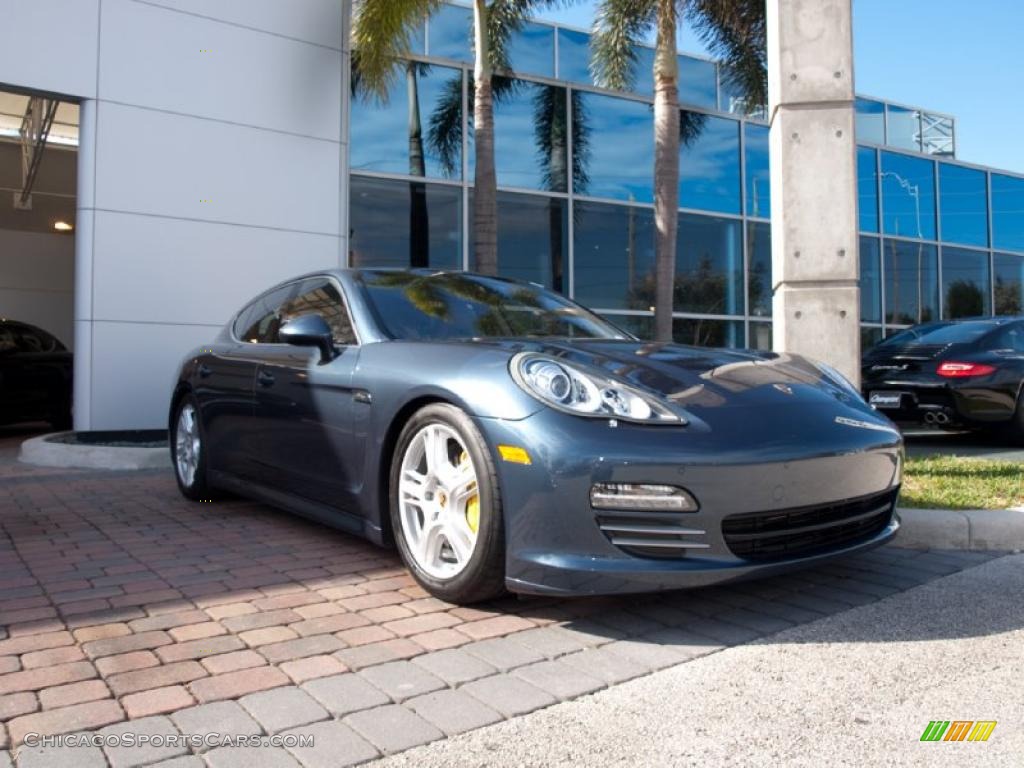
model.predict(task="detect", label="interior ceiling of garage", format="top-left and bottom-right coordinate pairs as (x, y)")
top-left (0, 90), bottom-right (78, 235)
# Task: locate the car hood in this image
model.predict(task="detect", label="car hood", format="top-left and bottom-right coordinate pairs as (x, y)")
top-left (475, 338), bottom-right (857, 413)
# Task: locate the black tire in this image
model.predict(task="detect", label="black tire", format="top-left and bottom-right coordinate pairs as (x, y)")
top-left (1010, 390), bottom-right (1024, 446)
top-left (170, 393), bottom-right (213, 501)
top-left (389, 403), bottom-right (506, 604)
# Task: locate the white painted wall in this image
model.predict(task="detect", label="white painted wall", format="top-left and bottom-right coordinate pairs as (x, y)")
top-left (1, 0), bottom-right (351, 429)
top-left (0, 229), bottom-right (75, 349)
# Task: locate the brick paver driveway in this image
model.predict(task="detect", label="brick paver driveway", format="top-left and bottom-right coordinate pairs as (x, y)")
top-left (0, 456), bottom-right (997, 767)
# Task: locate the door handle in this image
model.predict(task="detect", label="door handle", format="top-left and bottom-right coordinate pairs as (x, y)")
top-left (198, 364), bottom-right (212, 379)
top-left (257, 369), bottom-right (275, 387)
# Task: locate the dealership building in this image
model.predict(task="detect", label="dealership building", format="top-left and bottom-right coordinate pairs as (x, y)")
top-left (2, 0), bottom-right (1023, 430)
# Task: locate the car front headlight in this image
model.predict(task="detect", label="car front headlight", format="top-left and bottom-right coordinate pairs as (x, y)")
top-left (510, 353), bottom-right (682, 424)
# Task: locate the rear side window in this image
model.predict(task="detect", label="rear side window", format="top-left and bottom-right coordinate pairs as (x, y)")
top-left (990, 323), bottom-right (1024, 352)
top-left (279, 279), bottom-right (358, 346)
top-left (879, 321), bottom-right (999, 347)
top-left (235, 284), bottom-right (300, 344)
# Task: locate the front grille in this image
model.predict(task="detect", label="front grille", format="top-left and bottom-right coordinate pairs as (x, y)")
top-left (596, 509), bottom-right (710, 559)
top-left (721, 489), bottom-right (898, 562)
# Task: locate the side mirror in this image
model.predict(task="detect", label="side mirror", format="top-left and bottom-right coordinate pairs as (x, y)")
top-left (279, 314), bottom-right (335, 362)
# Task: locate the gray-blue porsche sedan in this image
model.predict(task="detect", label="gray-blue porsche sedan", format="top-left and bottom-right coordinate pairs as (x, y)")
top-left (169, 269), bottom-right (902, 603)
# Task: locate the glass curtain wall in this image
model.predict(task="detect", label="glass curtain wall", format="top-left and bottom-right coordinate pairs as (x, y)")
top-left (349, 3), bottom-right (1021, 350)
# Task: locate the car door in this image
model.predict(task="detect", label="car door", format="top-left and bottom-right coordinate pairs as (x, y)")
top-left (250, 276), bottom-right (363, 513)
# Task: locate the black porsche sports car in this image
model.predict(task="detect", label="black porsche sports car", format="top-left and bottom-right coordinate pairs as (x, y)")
top-left (862, 317), bottom-right (1024, 438)
top-left (0, 319), bottom-right (73, 430)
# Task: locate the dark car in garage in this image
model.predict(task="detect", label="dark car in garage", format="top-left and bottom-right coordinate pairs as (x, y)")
top-left (862, 317), bottom-right (1024, 438)
top-left (0, 319), bottom-right (73, 430)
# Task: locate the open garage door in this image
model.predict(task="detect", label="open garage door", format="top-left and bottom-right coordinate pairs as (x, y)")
top-left (0, 89), bottom-right (78, 433)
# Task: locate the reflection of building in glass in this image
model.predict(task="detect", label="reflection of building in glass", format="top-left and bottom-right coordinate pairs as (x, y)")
top-left (349, 2), bottom-right (1024, 349)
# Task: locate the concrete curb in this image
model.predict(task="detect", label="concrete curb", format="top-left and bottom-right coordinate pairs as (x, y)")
top-left (896, 506), bottom-right (1024, 552)
top-left (18, 433), bottom-right (171, 471)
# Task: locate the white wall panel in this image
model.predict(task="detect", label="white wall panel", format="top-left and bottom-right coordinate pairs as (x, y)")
top-left (89, 320), bottom-right (220, 429)
top-left (0, 0), bottom-right (100, 98)
top-left (100, 0), bottom-right (341, 141)
top-left (91, 211), bottom-right (341, 325)
top-left (94, 101), bottom-right (341, 235)
top-left (138, 0), bottom-right (344, 50)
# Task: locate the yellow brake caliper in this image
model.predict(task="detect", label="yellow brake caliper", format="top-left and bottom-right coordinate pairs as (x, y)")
top-left (458, 451), bottom-right (480, 533)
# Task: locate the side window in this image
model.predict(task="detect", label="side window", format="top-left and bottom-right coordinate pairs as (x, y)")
top-left (279, 279), bottom-right (358, 346)
top-left (18, 326), bottom-right (60, 353)
top-left (991, 324), bottom-right (1024, 353)
top-left (237, 284), bottom-right (299, 344)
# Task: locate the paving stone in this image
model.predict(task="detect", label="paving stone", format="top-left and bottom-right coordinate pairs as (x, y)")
top-left (189, 665), bottom-right (288, 703)
top-left (170, 701), bottom-right (261, 751)
top-left (100, 715), bottom-right (188, 768)
top-left (512, 659), bottom-right (606, 701)
top-left (222, 610), bottom-right (303, 634)
top-left (7, 700), bottom-right (125, 746)
top-left (279, 654), bottom-right (348, 683)
top-left (461, 636), bottom-right (546, 671)
top-left (282, 720), bottom-right (378, 768)
top-left (20, 646), bottom-right (84, 669)
top-left (258, 634), bottom-right (344, 664)
top-left (412, 648), bottom-right (498, 685)
top-left (121, 684), bottom-right (195, 718)
top-left (0, 658), bottom-right (18, 675)
top-left (507, 626), bottom-right (590, 659)
top-left (554, 620), bottom-right (626, 647)
top-left (14, 742), bottom-right (108, 768)
top-left (344, 704), bottom-right (443, 754)
top-left (204, 745), bottom-right (300, 768)
top-left (0, 692), bottom-right (38, 720)
top-left (200, 649), bottom-right (266, 675)
top-left (407, 688), bottom-right (503, 735)
top-left (357, 660), bottom-right (444, 701)
top-left (128, 610), bottom-right (209, 633)
top-left (715, 608), bottom-right (795, 634)
top-left (156, 635), bottom-right (244, 663)
top-left (106, 660), bottom-right (206, 697)
top-left (0, 661), bottom-right (96, 695)
top-left (239, 626), bottom-right (298, 648)
top-left (82, 631), bottom-right (173, 659)
top-left (0, 632), bottom-right (72, 658)
top-left (168, 622), bottom-right (226, 642)
top-left (148, 757), bottom-right (205, 768)
top-left (461, 674), bottom-right (557, 718)
top-left (301, 673), bottom-right (389, 717)
top-left (288, 614), bottom-right (369, 637)
top-left (240, 686), bottom-right (329, 734)
top-left (456, 615), bottom-right (534, 640)
top-left (333, 638), bottom-right (423, 670)
top-left (674, 615), bottom-right (764, 645)
top-left (559, 646), bottom-right (650, 684)
top-left (601, 635), bottom-right (705, 671)
top-left (95, 650), bottom-right (160, 676)
top-left (38, 679), bottom-right (109, 709)
top-left (589, 610), bottom-right (665, 636)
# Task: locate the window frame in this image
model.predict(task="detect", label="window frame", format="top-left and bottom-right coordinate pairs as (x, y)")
top-left (231, 275), bottom-right (362, 348)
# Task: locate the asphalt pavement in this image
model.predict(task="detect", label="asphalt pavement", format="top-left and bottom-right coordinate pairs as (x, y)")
top-left (375, 552), bottom-right (1024, 768)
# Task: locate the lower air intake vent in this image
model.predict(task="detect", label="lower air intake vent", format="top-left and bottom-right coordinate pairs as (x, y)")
top-left (722, 488), bottom-right (898, 562)
top-left (596, 510), bottom-right (709, 559)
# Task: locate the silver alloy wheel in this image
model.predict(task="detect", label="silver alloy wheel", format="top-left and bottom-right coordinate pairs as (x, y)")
top-left (175, 402), bottom-right (200, 488)
top-left (398, 423), bottom-right (481, 579)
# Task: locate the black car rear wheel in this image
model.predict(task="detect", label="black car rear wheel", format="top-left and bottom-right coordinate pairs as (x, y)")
top-left (389, 403), bottom-right (505, 604)
top-left (171, 394), bottom-right (213, 501)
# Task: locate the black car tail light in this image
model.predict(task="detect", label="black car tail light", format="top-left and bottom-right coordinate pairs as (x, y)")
top-left (936, 361), bottom-right (996, 378)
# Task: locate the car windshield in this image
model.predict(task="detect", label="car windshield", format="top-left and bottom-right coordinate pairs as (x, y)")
top-left (358, 271), bottom-right (629, 341)
top-left (877, 321), bottom-right (999, 348)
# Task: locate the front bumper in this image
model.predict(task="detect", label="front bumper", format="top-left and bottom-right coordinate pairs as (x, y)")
top-left (478, 405), bottom-right (903, 596)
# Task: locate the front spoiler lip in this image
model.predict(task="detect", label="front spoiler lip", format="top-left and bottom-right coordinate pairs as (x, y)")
top-left (505, 516), bottom-right (900, 597)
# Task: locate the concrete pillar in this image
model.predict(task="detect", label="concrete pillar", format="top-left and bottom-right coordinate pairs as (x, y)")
top-left (767, 0), bottom-right (861, 385)
top-left (73, 98), bottom-right (97, 431)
